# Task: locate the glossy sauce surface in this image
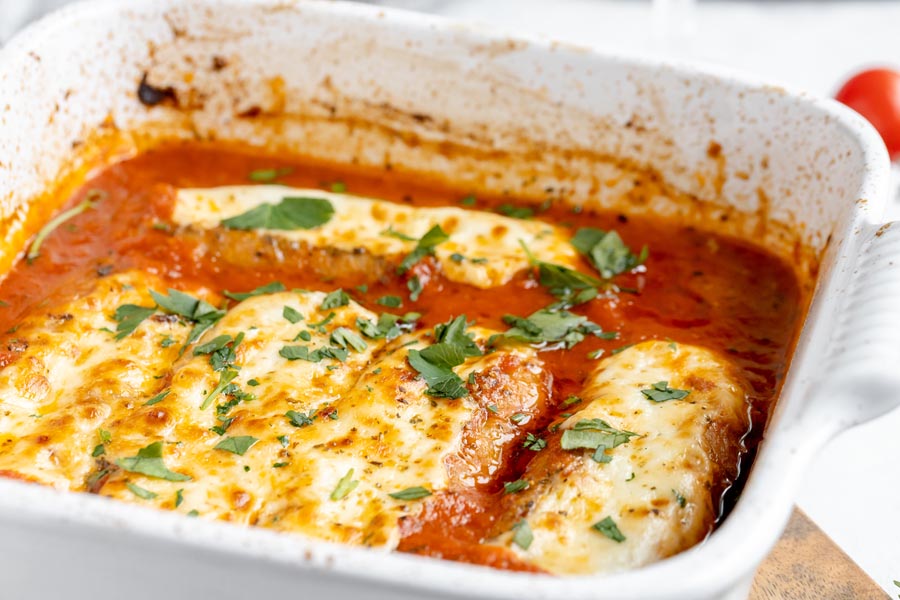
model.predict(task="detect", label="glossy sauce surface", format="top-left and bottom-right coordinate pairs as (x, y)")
top-left (0, 141), bottom-right (804, 567)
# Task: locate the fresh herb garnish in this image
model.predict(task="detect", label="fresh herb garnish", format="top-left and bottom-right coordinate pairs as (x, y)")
top-left (592, 516), bottom-right (626, 542)
top-left (673, 489), bottom-right (687, 508)
top-left (640, 381), bottom-right (690, 402)
top-left (330, 468), bottom-right (359, 500)
top-left (200, 369), bottom-right (239, 410)
top-left (126, 482), bottom-right (158, 500)
top-left (497, 308), bottom-right (604, 349)
top-left (497, 204), bottom-right (534, 219)
top-left (561, 418), bottom-right (639, 463)
top-left (407, 276), bottom-right (423, 302)
top-left (398, 225), bottom-right (449, 274)
top-left (175, 488), bottom-right (184, 507)
top-left (112, 304), bottom-right (156, 340)
top-left (27, 195), bottom-right (99, 261)
top-left (381, 226), bottom-right (417, 242)
top-left (223, 281), bottom-right (286, 301)
top-left (503, 479), bottom-right (529, 494)
top-left (279, 345), bottom-right (348, 363)
top-left (283, 305), bottom-right (303, 323)
top-left (320, 289), bottom-right (350, 309)
top-left (523, 433), bottom-right (546, 451)
top-left (388, 486), bottom-right (432, 500)
top-left (330, 327), bottom-right (367, 352)
top-left (91, 444), bottom-right (106, 457)
top-left (144, 390), bottom-right (170, 406)
top-left (511, 520), bottom-right (534, 550)
top-left (221, 196), bottom-right (334, 230)
top-left (460, 195), bottom-right (476, 206)
top-left (356, 312), bottom-right (418, 341)
top-left (376, 295), bottom-right (403, 308)
top-left (214, 435), bottom-right (258, 456)
top-left (519, 240), bottom-right (603, 306)
top-left (571, 227), bottom-right (647, 279)
top-left (563, 395), bottom-right (582, 407)
top-left (285, 410), bottom-right (316, 428)
top-left (150, 288), bottom-right (226, 351)
top-left (248, 167), bottom-right (293, 182)
top-left (115, 442), bottom-right (191, 482)
top-left (407, 316), bottom-right (481, 399)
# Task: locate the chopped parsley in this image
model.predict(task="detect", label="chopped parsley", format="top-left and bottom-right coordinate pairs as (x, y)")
top-left (144, 390), bottom-right (170, 406)
top-left (330, 181), bottom-right (347, 193)
top-left (223, 281), bottom-right (286, 301)
top-left (279, 345), bottom-right (348, 363)
top-left (407, 316), bottom-right (481, 399)
top-left (221, 196), bottom-right (334, 230)
top-left (277, 435), bottom-right (290, 447)
top-left (112, 304), bottom-right (155, 340)
top-left (592, 516), bottom-right (626, 543)
top-left (26, 196), bottom-right (98, 261)
top-left (282, 305), bottom-right (303, 323)
top-left (523, 433), bottom-right (546, 451)
top-left (562, 395), bottom-right (582, 407)
top-left (376, 295), bottom-right (403, 308)
top-left (381, 226), bottom-right (417, 242)
top-left (560, 418), bottom-right (639, 463)
top-left (200, 369), bottom-right (239, 410)
top-left (673, 489), bottom-right (687, 508)
top-left (330, 327), bottom-right (367, 352)
top-left (519, 240), bottom-right (603, 306)
top-left (570, 227), bottom-right (647, 279)
top-left (214, 435), bottom-right (258, 456)
top-left (496, 309), bottom-right (605, 349)
top-left (356, 312), bottom-right (419, 341)
top-left (497, 203), bottom-right (534, 219)
top-left (407, 275), bottom-right (423, 302)
top-left (510, 412), bottom-right (527, 424)
top-left (503, 479), bottom-right (529, 494)
top-left (91, 443), bottom-right (105, 457)
top-left (248, 167), bottom-right (293, 182)
top-left (126, 482), bottom-right (158, 500)
top-left (397, 225), bottom-right (449, 274)
top-left (175, 488), bottom-right (184, 507)
top-left (115, 442), bottom-right (191, 482)
top-left (511, 520), bottom-right (534, 550)
top-left (330, 468), bottom-right (359, 500)
top-left (321, 289), bottom-right (350, 309)
top-left (285, 409), bottom-right (316, 428)
top-left (640, 381), bottom-right (690, 402)
top-left (150, 288), bottom-right (226, 351)
top-left (388, 486), bottom-right (432, 500)
top-left (460, 195), bottom-right (476, 206)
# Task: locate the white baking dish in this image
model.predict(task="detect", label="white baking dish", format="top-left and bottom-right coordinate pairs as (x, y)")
top-left (0, 1), bottom-right (898, 598)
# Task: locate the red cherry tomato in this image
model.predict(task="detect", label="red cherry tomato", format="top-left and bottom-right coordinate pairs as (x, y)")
top-left (835, 68), bottom-right (900, 160)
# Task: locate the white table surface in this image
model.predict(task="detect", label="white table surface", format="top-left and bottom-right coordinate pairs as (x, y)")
top-left (3, 0), bottom-right (899, 595)
top-left (408, 1), bottom-right (900, 594)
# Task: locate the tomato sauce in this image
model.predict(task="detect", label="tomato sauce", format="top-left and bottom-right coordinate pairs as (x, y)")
top-left (0, 140), bottom-right (804, 565)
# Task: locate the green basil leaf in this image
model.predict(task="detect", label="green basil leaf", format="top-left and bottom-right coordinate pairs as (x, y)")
top-left (511, 520), bottom-right (533, 550)
top-left (223, 281), bottom-right (286, 301)
top-left (115, 441), bottom-right (191, 482)
top-left (112, 304), bottom-right (156, 340)
top-left (214, 435), bottom-right (258, 456)
top-left (321, 289), bottom-right (350, 309)
top-left (398, 225), bottom-right (449, 274)
top-left (640, 381), bottom-right (690, 402)
top-left (282, 306), bottom-right (303, 323)
top-left (330, 327), bottom-right (367, 352)
top-left (221, 196), bottom-right (334, 230)
top-left (592, 516), bottom-right (626, 542)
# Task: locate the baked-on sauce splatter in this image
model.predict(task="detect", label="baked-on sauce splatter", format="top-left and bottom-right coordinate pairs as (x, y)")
top-left (0, 141), bottom-right (804, 568)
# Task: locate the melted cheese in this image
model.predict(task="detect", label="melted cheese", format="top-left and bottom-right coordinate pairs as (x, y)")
top-left (0, 272), bottom-right (191, 489)
top-left (487, 340), bottom-right (749, 575)
top-left (172, 186), bottom-right (578, 289)
top-left (25, 283), bottom-right (551, 548)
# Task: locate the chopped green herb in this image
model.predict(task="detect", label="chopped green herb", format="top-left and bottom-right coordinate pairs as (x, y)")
top-left (282, 305), bottom-right (303, 324)
top-left (587, 348), bottom-right (605, 359)
top-left (563, 395), bottom-right (582, 407)
top-left (330, 327), bottom-right (368, 352)
top-left (511, 520), bottom-right (533, 550)
top-left (27, 197), bottom-right (98, 261)
top-left (126, 482), bottom-right (158, 500)
top-left (150, 288), bottom-right (226, 352)
top-left (498, 309), bottom-right (604, 349)
top-left (308, 311), bottom-right (336, 333)
top-left (144, 390), bottom-right (170, 406)
top-left (223, 281), bottom-right (286, 301)
top-left (115, 442), bottom-right (191, 482)
top-left (510, 412), bottom-right (527, 424)
top-left (330, 468), bottom-right (359, 500)
top-left (673, 489), bottom-right (687, 508)
top-left (626, 472), bottom-right (635, 482)
top-left (187, 509), bottom-right (200, 517)
top-left (381, 226), bottom-right (416, 242)
top-left (294, 330), bottom-right (312, 342)
top-left (160, 335), bottom-right (175, 348)
top-left (611, 343), bottom-right (635, 355)
top-left (503, 479), bottom-right (529, 494)
top-left (561, 418), bottom-right (639, 464)
top-left (112, 304), bottom-right (155, 340)
top-left (497, 203), bottom-right (534, 219)
top-left (398, 225), bottom-right (449, 274)
top-left (592, 516), bottom-right (626, 542)
top-left (248, 167), bottom-right (293, 182)
top-left (355, 284), bottom-right (368, 294)
top-left (449, 252), bottom-right (465, 263)
top-left (641, 381), bottom-right (690, 402)
top-left (487, 404), bottom-right (499, 414)
top-left (330, 181), bottom-right (347, 193)
top-left (199, 369), bottom-right (239, 410)
top-left (285, 410), bottom-right (315, 428)
top-left (277, 435), bottom-right (290, 447)
top-left (388, 486), bottom-right (432, 500)
top-left (214, 435), bottom-right (259, 456)
top-left (279, 345), bottom-right (348, 363)
top-left (407, 275), bottom-right (423, 302)
top-left (91, 444), bottom-right (106, 457)
top-left (376, 295), bottom-right (403, 308)
top-left (571, 227), bottom-right (648, 279)
top-left (460, 195), bottom-right (476, 206)
top-left (247, 379), bottom-right (260, 387)
top-left (99, 429), bottom-right (111, 444)
top-left (175, 488), bottom-right (184, 508)
top-left (523, 433), bottom-right (546, 451)
top-left (321, 289), bottom-right (350, 309)
top-left (221, 196), bottom-right (334, 230)
top-left (406, 316), bottom-right (480, 399)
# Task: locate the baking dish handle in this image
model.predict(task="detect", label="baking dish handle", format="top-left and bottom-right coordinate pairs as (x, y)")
top-left (811, 220), bottom-right (900, 429)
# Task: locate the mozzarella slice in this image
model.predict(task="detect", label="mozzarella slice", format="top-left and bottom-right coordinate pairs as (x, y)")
top-left (0, 272), bottom-right (191, 489)
top-left (486, 340), bottom-right (750, 575)
top-left (172, 186), bottom-right (579, 289)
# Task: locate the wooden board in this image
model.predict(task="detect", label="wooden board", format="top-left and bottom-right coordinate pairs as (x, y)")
top-left (749, 508), bottom-right (889, 599)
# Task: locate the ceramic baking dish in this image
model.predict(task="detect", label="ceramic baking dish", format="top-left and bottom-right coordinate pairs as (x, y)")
top-left (0, 1), bottom-right (898, 598)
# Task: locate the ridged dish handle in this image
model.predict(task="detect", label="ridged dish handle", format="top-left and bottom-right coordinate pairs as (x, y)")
top-left (811, 220), bottom-right (900, 430)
